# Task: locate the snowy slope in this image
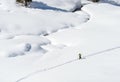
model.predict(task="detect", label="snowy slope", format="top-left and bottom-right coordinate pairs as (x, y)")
top-left (0, 0), bottom-right (88, 57)
top-left (47, 3), bottom-right (120, 47)
top-left (21, 49), bottom-right (120, 82)
top-left (20, 3), bottom-right (120, 82)
top-left (0, 0), bottom-right (120, 82)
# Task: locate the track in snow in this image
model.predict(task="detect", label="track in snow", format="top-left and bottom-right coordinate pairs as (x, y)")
top-left (16, 46), bottom-right (120, 82)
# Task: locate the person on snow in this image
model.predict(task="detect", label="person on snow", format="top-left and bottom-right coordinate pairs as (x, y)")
top-left (78, 53), bottom-right (82, 59)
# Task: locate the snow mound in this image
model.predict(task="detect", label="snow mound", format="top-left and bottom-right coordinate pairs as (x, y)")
top-left (0, 35), bottom-right (50, 57)
top-left (33, 0), bottom-right (82, 11)
top-left (0, 0), bottom-right (89, 57)
top-left (0, 9), bottom-right (88, 36)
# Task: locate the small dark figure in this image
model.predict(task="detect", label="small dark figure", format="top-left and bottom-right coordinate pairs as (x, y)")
top-left (79, 53), bottom-right (82, 59)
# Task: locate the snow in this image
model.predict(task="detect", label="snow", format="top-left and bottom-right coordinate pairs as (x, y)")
top-left (0, 0), bottom-right (88, 57)
top-left (101, 0), bottom-right (120, 6)
top-left (0, 35), bottom-right (50, 57)
top-left (0, 0), bottom-right (120, 82)
top-left (47, 3), bottom-right (120, 47)
top-left (32, 0), bottom-right (82, 11)
top-left (0, 9), bottom-right (88, 35)
top-left (21, 49), bottom-right (120, 82)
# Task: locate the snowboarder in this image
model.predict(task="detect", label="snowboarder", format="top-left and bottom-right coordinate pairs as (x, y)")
top-left (78, 53), bottom-right (82, 59)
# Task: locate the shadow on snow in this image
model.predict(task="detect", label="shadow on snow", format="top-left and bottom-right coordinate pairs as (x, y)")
top-left (30, 1), bottom-right (68, 12)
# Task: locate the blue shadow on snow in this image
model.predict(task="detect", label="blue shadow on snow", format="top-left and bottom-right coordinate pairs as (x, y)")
top-left (30, 1), bottom-right (68, 12)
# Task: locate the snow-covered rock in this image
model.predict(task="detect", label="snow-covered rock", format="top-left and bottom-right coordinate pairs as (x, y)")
top-left (33, 0), bottom-right (82, 11)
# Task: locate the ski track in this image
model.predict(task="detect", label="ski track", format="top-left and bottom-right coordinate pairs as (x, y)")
top-left (15, 46), bottom-right (120, 82)
top-left (15, 5), bottom-right (91, 82)
top-left (12, 2), bottom-right (119, 82)
top-left (84, 46), bottom-right (120, 58)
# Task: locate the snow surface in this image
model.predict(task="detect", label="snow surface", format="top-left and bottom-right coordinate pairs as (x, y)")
top-left (0, 0), bottom-right (120, 82)
top-left (101, 0), bottom-right (120, 6)
top-left (0, 0), bottom-right (88, 57)
top-left (32, 0), bottom-right (82, 11)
